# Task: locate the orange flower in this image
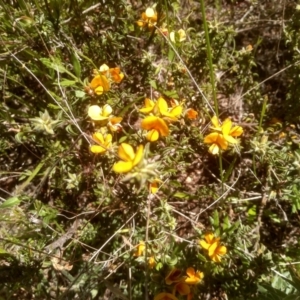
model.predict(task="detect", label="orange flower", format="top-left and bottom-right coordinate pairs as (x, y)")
top-left (97, 64), bottom-right (124, 83)
top-left (87, 74), bottom-right (110, 95)
top-left (199, 233), bottom-right (227, 262)
top-left (185, 108), bottom-right (198, 120)
top-left (141, 116), bottom-right (169, 142)
top-left (165, 268), bottom-right (183, 285)
top-left (137, 7), bottom-right (158, 29)
top-left (154, 293), bottom-right (178, 300)
top-left (90, 132), bottom-right (112, 154)
top-left (185, 267), bottom-right (204, 285)
top-left (113, 143), bottom-right (144, 173)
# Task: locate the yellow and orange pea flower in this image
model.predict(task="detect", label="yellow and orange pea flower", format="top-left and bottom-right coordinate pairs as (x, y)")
top-left (199, 233), bottom-right (227, 263)
top-left (137, 7), bottom-right (158, 29)
top-left (139, 97), bottom-right (183, 142)
top-left (97, 63), bottom-right (124, 83)
top-left (154, 293), bottom-right (178, 300)
top-left (90, 132), bottom-right (112, 154)
top-left (85, 73), bottom-right (110, 96)
top-left (112, 143), bottom-right (144, 173)
top-left (141, 116), bottom-right (169, 142)
top-left (149, 178), bottom-right (162, 194)
top-left (185, 267), bottom-right (204, 285)
top-left (204, 116), bottom-right (243, 155)
top-left (185, 108), bottom-right (198, 120)
top-left (140, 97), bottom-right (182, 121)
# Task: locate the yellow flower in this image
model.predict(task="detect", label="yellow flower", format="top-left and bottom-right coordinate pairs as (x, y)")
top-left (140, 98), bottom-right (156, 114)
top-left (149, 178), bottom-right (162, 194)
top-left (165, 268), bottom-right (183, 285)
top-left (113, 143), bottom-right (144, 173)
top-left (204, 116), bottom-right (243, 155)
top-left (185, 108), bottom-right (198, 120)
top-left (134, 241), bottom-right (145, 257)
top-left (88, 104), bottom-right (112, 121)
top-left (210, 116), bottom-right (243, 142)
top-left (141, 116), bottom-right (169, 142)
top-left (184, 267), bottom-right (204, 285)
top-left (137, 7), bottom-right (157, 29)
top-left (174, 281), bottom-right (190, 295)
top-left (90, 132), bottom-right (112, 154)
top-left (156, 97), bottom-right (182, 121)
top-left (204, 132), bottom-right (228, 155)
top-left (154, 293), bottom-right (178, 300)
top-left (199, 233), bottom-right (227, 262)
top-left (148, 256), bottom-right (156, 268)
top-left (170, 29), bottom-right (186, 43)
top-left (87, 74), bottom-right (110, 95)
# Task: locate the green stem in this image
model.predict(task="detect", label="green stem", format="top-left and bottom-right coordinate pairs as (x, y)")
top-left (199, 0), bottom-right (218, 116)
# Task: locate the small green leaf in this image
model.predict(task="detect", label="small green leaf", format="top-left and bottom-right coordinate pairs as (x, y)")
top-left (149, 80), bottom-right (157, 90)
top-left (0, 197), bottom-right (20, 209)
top-left (58, 79), bottom-right (77, 87)
top-left (71, 52), bottom-right (81, 78)
top-left (75, 90), bottom-right (86, 98)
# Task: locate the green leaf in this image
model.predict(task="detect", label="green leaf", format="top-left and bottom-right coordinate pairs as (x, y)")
top-left (0, 197), bottom-right (20, 209)
top-left (149, 80), bottom-right (158, 90)
top-left (71, 52), bottom-right (81, 78)
top-left (58, 79), bottom-right (77, 87)
top-left (162, 90), bottom-right (179, 99)
top-left (75, 90), bottom-right (86, 98)
top-left (168, 48), bottom-right (175, 62)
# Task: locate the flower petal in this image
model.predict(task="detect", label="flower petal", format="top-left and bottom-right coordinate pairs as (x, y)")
top-left (230, 125), bottom-right (243, 137)
top-left (146, 129), bottom-right (159, 141)
top-left (205, 233), bottom-right (215, 243)
top-left (112, 161), bottom-right (133, 173)
top-left (175, 281), bottom-right (190, 295)
top-left (209, 143), bottom-right (219, 155)
top-left (216, 134), bottom-right (229, 150)
top-left (118, 143), bottom-right (135, 161)
top-left (102, 104), bottom-right (113, 117)
top-left (221, 118), bottom-right (232, 136)
top-left (88, 105), bottom-right (102, 120)
top-left (224, 135), bottom-right (238, 144)
top-left (211, 115), bottom-right (221, 130)
top-left (156, 118), bottom-right (169, 136)
top-left (92, 132), bottom-right (105, 144)
top-left (204, 132), bottom-right (219, 144)
top-left (217, 245), bottom-right (227, 255)
top-left (208, 241), bottom-right (219, 257)
top-left (154, 293), bottom-right (179, 300)
top-left (90, 145), bottom-right (106, 154)
top-left (132, 145), bottom-right (144, 167)
top-left (157, 97), bottom-right (169, 115)
top-left (141, 116), bottom-right (158, 130)
top-left (199, 240), bottom-right (210, 250)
